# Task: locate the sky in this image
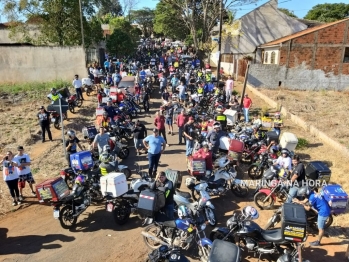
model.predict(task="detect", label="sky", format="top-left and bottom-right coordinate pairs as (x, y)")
top-left (136, 0), bottom-right (347, 19)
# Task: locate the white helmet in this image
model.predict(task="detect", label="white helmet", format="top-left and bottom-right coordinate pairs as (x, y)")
top-left (185, 177), bottom-right (196, 187)
top-left (103, 144), bottom-right (111, 153)
top-left (117, 89), bottom-right (122, 93)
top-left (216, 156), bottom-right (230, 168)
top-left (242, 206), bottom-right (259, 220)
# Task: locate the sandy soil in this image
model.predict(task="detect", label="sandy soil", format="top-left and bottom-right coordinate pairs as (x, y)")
top-left (0, 84), bottom-right (348, 262)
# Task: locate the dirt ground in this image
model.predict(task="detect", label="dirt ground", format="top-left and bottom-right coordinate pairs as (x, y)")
top-left (0, 84), bottom-right (348, 262)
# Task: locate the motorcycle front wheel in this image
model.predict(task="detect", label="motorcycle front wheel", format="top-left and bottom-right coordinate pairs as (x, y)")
top-left (59, 205), bottom-right (77, 229)
top-left (86, 88), bottom-right (91, 96)
top-left (54, 120), bottom-right (60, 129)
top-left (142, 224), bottom-right (163, 250)
top-left (113, 206), bottom-right (131, 225)
top-left (231, 183), bottom-right (249, 197)
top-left (118, 148), bottom-right (130, 159)
top-left (199, 244), bottom-right (211, 262)
top-left (76, 99), bottom-right (83, 107)
top-left (254, 192), bottom-right (274, 210)
top-left (69, 104), bottom-right (75, 114)
top-left (247, 164), bottom-right (264, 180)
top-left (204, 208), bottom-right (217, 227)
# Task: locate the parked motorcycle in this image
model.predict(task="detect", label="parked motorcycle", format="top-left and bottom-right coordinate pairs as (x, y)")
top-left (265, 205), bottom-right (334, 230)
top-left (175, 183), bottom-right (217, 226)
top-left (49, 110), bottom-right (67, 129)
top-left (146, 245), bottom-right (189, 262)
top-left (67, 93), bottom-right (83, 113)
top-left (247, 151), bottom-right (276, 179)
top-left (141, 218), bottom-right (212, 262)
top-left (209, 210), bottom-right (306, 261)
top-left (51, 173), bottom-right (103, 229)
top-left (186, 157), bottom-right (249, 200)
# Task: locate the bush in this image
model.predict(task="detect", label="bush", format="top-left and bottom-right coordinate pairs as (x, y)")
top-left (296, 138), bottom-right (309, 150)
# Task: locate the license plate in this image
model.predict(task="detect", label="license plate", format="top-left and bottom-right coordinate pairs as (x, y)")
top-left (107, 203), bottom-right (114, 212)
top-left (53, 210), bottom-right (60, 219)
top-left (51, 118), bottom-right (56, 123)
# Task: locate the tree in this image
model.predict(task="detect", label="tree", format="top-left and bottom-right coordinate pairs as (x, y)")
top-left (94, 0), bottom-right (123, 17)
top-left (106, 28), bottom-right (135, 57)
top-left (120, 0), bottom-right (140, 22)
top-left (153, 1), bottom-right (190, 40)
top-left (278, 8), bottom-right (297, 18)
top-left (1, 0), bottom-right (103, 47)
top-left (161, 0), bottom-right (259, 51)
top-left (129, 7), bottom-right (154, 38)
top-left (304, 3), bottom-right (349, 22)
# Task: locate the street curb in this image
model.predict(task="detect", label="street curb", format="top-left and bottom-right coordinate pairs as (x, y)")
top-left (246, 84), bottom-right (349, 157)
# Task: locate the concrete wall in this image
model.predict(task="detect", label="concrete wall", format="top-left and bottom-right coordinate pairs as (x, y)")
top-left (226, 0), bottom-right (307, 57)
top-left (0, 46), bottom-right (87, 83)
top-left (248, 63), bottom-right (349, 91)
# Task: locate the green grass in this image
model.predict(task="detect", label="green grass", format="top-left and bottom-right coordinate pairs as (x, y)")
top-left (296, 138), bottom-right (309, 150)
top-left (0, 80), bottom-right (70, 94)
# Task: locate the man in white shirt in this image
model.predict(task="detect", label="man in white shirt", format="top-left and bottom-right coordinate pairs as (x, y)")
top-left (274, 149), bottom-right (292, 172)
top-left (14, 146), bottom-right (35, 200)
top-left (72, 74), bottom-right (84, 100)
top-left (225, 75), bottom-right (234, 103)
top-left (93, 67), bottom-right (100, 84)
top-left (176, 81), bottom-right (186, 103)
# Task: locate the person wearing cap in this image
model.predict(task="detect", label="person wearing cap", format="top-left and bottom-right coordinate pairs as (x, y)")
top-left (243, 94), bottom-right (252, 123)
top-left (72, 74), bottom-right (84, 100)
top-left (133, 120), bottom-right (147, 155)
top-left (13, 146), bottom-right (35, 200)
top-left (37, 106), bottom-right (53, 143)
top-left (143, 129), bottom-right (166, 177)
top-left (183, 116), bottom-right (196, 160)
top-left (47, 88), bottom-right (63, 104)
top-left (207, 122), bottom-right (227, 156)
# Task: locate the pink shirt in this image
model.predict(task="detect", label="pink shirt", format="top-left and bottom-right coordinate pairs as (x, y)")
top-left (226, 79), bottom-right (234, 91)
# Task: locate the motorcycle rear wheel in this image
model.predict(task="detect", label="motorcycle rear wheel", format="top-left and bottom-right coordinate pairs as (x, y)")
top-left (69, 104), bottom-right (75, 114)
top-left (76, 99), bottom-right (83, 107)
top-left (91, 190), bottom-right (104, 203)
top-left (118, 148), bottom-right (130, 159)
top-left (254, 192), bottom-right (274, 210)
top-left (143, 224), bottom-right (163, 250)
top-left (59, 205), bottom-right (77, 229)
top-left (247, 164), bottom-right (264, 180)
top-left (86, 89), bottom-right (91, 96)
top-left (54, 121), bottom-right (60, 129)
top-left (113, 206), bottom-right (131, 225)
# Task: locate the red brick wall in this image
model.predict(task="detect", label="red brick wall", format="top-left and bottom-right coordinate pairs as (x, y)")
top-left (317, 22), bottom-right (346, 44)
top-left (314, 47), bottom-right (343, 74)
top-left (280, 20), bottom-right (349, 75)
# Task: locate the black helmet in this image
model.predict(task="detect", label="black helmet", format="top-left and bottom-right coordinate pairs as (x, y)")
top-left (297, 186), bottom-right (311, 198)
top-left (281, 148), bottom-right (290, 156)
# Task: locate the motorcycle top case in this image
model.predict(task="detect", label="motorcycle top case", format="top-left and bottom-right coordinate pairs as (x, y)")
top-left (82, 78), bottom-right (92, 86)
top-left (223, 109), bottom-right (238, 126)
top-left (279, 132), bottom-right (298, 153)
top-left (70, 151), bottom-right (94, 171)
top-left (187, 156), bottom-right (206, 176)
top-left (305, 161), bottom-right (331, 183)
top-left (321, 184), bottom-right (348, 214)
top-left (36, 177), bottom-right (70, 204)
top-left (82, 125), bottom-right (98, 139)
top-left (229, 139), bottom-right (244, 152)
top-left (137, 189), bottom-right (166, 218)
top-left (165, 169), bottom-right (183, 189)
top-left (266, 131), bottom-right (279, 145)
top-left (281, 203), bottom-right (307, 242)
top-left (100, 172), bottom-right (128, 197)
top-left (209, 239), bottom-right (241, 262)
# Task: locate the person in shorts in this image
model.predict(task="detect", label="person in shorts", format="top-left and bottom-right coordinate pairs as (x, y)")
top-left (14, 146), bottom-right (35, 200)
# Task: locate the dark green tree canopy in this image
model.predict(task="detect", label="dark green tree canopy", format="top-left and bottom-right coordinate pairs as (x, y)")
top-left (129, 7), bottom-right (154, 38)
top-left (278, 8), bottom-right (297, 18)
top-left (304, 3), bottom-right (349, 22)
top-left (106, 28), bottom-right (135, 57)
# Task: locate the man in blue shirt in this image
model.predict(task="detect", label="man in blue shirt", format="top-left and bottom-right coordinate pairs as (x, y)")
top-left (293, 186), bottom-right (331, 246)
top-left (143, 129), bottom-right (166, 177)
top-left (104, 60), bottom-right (110, 72)
top-left (139, 67), bottom-right (147, 84)
top-left (103, 98), bottom-right (116, 125)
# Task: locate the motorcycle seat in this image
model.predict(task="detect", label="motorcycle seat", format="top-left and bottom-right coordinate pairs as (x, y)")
top-left (176, 190), bottom-right (191, 199)
top-left (261, 228), bottom-right (284, 243)
top-left (162, 220), bottom-right (177, 228)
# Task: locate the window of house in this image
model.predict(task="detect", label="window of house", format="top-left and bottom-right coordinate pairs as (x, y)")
top-left (264, 52), bottom-right (269, 64)
top-left (344, 47), bottom-right (349, 63)
top-left (221, 54), bottom-right (234, 63)
top-left (271, 51), bottom-right (276, 64)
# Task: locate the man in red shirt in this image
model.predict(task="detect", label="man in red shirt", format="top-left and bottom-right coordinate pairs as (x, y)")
top-left (154, 111), bottom-right (169, 146)
top-left (176, 109), bottom-right (187, 145)
top-left (243, 94), bottom-right (252, 123)
top-left (116, 89), bottom-right (125, 104)
top-left (195, 144), bottom-right (213, 173)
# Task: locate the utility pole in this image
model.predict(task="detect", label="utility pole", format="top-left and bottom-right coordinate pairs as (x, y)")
top-left (216, 0), bottom-right (223, 84)
top-left (78, 0), bottom-right (85, 48)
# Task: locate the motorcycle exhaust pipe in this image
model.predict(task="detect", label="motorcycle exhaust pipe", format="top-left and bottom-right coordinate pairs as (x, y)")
top-left (257, 248), bottom-right (276, 254)
top-left (141, 232), bottom-right (168, 246)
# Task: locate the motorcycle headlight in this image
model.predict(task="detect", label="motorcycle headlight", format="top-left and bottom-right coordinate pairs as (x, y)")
top-left (226, 216), bottom-right (237, 228)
